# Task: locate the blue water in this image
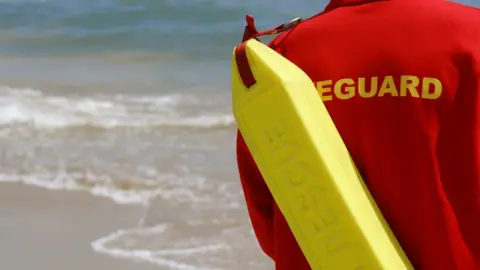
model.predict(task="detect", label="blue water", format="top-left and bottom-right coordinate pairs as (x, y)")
top-left (0, 0), bottom-right (322, 59)
top-left (0, 0), bottom-right (477, 59)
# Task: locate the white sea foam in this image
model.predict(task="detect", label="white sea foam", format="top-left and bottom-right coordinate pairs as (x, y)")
top-left (91, 225), bottom-right (228, 270)
top-left (0, 87), bottom-right (257, 269)
top-left (0, 171), bottom-right (213, 206)
top-left (90, 222), bottom-right (272, 270)
top-left (0, 86), bottom-right (235, 130)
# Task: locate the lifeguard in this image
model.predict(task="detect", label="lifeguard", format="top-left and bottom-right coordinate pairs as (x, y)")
top-left (235, 0), bottom-right (480, 269)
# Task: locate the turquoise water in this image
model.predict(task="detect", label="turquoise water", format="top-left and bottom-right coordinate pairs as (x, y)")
top-left (0, 0), bottom-right (477, 58)
top-left (0, 0), bottom-right (325, 59)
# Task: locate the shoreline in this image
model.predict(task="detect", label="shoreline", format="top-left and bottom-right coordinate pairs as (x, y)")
top-left (0, 183), bottom-right (160, 270)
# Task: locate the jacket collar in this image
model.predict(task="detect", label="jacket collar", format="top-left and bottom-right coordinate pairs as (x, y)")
top-left (326, 0), bottom-right (441, 10)
top-left (325, 0), bottom-right (393, 11)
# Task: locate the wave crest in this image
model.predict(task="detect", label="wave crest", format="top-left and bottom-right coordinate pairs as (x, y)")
top-left (0, 86), bottom-right (235, 131)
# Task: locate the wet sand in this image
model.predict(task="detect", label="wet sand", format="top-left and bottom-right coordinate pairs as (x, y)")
top-left (0, 183), bottom-right (159, 270)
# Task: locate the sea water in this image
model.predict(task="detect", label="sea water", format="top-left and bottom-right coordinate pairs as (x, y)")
top-left (0, 0), bottom-right (477, 269)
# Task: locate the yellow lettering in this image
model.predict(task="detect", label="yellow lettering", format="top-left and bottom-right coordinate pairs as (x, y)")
top-left (264, 121), bottom-right (286, 144)
top-left (300, 187), bottom-right (324, 212)
top-left (400, 76), bottom-right (420, 97)
top-left (317, 80), bottom-right (333, 101)
top-left (310, 207), bottom-right (338, 232)
top-left (314, 76), bottom-right (442, 100)
top-left (324, 229), bottom-right (351, 255)
top-left (285, 162), bottom-right (312, 187)
top-left (422, 77), bottom-right (442, 99)
top-left (334, 78), bottom-right (355, 100)
top-left (358, 77), bottom-right (378, 98)
top-left (271, 141), bottom-right (300, 167)
top-left (378, 76), bottom-right (399, 97)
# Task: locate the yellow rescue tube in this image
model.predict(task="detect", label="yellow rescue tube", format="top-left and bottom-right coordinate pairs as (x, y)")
top-left (231, 39), bottom-right (413, 270)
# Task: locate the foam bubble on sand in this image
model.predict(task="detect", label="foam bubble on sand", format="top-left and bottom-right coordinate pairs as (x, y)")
top-left (89, 193), bottom-right (273, 270)
top-left (90, 219), bottom-right (272, 270)
top-left (91, 225), bottom-right (227, 270)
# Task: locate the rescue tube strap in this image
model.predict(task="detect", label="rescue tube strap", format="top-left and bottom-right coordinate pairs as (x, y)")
top-left (235, 15), bottom-right (302, 88)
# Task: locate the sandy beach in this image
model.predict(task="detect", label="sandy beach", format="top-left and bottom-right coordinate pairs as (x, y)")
top-left (0, 183), bottom-right (159, 270)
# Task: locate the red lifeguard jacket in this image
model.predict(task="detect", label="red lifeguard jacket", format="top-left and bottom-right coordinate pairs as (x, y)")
top-left (236, 0), bottom-right (480, 269)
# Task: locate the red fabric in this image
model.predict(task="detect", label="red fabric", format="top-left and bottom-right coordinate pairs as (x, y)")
top-left (236, 0), bottom-right (480, 269)
top-left (236, 15), bottom-right (259, 88)
top-left (236, 15), bottom-right (302, 88)
top-left (235, 42), bottom-right (256, 88)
